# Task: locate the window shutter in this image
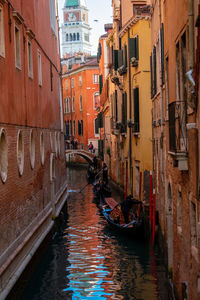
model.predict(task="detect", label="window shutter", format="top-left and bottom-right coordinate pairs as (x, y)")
top-left (160, 23), bottom-right (164, 86)
top-left (123, 45), bottom-right (127, 68)
top-left (81, 120), bottom-right (83, 136)
top-left (150, 55), bottom-right (153, 98)
top-left (169, 102), bottom-right (176, 151)
top-left (135, 36), bottom-right (139, 60)
top-left (95, 118), bottom-right (99, 134)
top-left (153, 46), bottom-right (157, 96)
top-left (129, 38), bottom-right (135, 59)
top-left (99, 75), bottom-right (103, 94)
top-left (115, 90), bottom-right (118, 123)
top-left (118, 50), bottom-right (123, 68)
top-left (114, 50), bottom-right (118, 70)
top-left (134, 87), bottom-right (140, 132)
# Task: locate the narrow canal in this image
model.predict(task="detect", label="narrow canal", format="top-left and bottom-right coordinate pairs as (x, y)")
top-left (14, 166), bottom-right (171, 300)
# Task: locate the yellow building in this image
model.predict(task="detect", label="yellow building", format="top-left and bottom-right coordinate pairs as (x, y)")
top-left (118, 7), bottom-right (152, 201)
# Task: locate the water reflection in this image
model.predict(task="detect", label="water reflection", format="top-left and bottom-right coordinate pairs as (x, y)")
top-left (19, 166), bottom-right (169, 300)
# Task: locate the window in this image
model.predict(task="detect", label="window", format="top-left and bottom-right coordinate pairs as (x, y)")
top-left (93, 74), bottom-right (99, 84)
top-left (177, 190), bottom-right (182, 233)
top-left (115, 90), bottom-right (118, 123)
top-left (71, 78), bottom-right (74, 88)
top-left (165, 57), bottom-right (169, 120)
top-left (17, 130), bottom-right (24, 176)
top-left (133, 87), bottom-right (139, 133)
top-left (77, 32), bottom-right (80, 40)
top-left (150, 46), bottom-right (157, 98)
top-left (49, 0), bottom-right (56, 34)
top-left (94, 92), bottom-right (100, 110)
top-left (129, 36), bottom-right (139, 61)
top-left (73, 120), bottom-right (75, 136)
top-left (14, 24), bottom-right (21, 69)
top-left (0, 5), bottom-right (5, 57)
top-left (79, 95), bottom-right (82, 111)
top-left (66, 33), bottom-right (68, 41)
top-left (0, 128), bottom-right (8, 183)
top-left (38, 51), bottom-right (42, 86)
top-left (66, 80), bottom-right (68, 90)
top-left (40, 132), bottom-right (45, 165)
top-left (99, 75), bottom-right (103, 94)
top-left (70, 33), bottom-right (72, 41)
top-left (190, 201), bottom-right (197, 247)
top-left (122, 92), bottom-right (127, 133)
top-left (94, 118), bottom-right (99, 136)
top-left (67, 97), bottom-right (71, 113)
top-left (79, 76), bottom-right (82, 86)
top-left (30, 130), bottom-right (35, 169)
top-left (73, 33), bottom-right (76, 41)
top-left (84, 33), bottom-right (89, 42)
top-left (78, 120), bottom-right (83, 136)
top-left (72, 96), bottom-right (75, 112)
top-left (27, 39), bottom-right (33, 78)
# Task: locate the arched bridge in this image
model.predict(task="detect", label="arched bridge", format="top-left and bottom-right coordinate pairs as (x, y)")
top-left (65, 149), bottom-right (96, 163)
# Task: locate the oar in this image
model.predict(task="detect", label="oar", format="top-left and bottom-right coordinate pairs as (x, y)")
top-left (79, 182), bottom-right (90, 193)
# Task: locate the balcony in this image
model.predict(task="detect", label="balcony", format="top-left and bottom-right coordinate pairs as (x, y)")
top-left (168, 101), bottom-right (188, 171)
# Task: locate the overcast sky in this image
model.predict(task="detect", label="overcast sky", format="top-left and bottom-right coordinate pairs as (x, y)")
top-left (58, 0), bottom-right (113, 55)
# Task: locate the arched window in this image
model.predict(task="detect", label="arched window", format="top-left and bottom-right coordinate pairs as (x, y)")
top-left (77, 33), bottom-right (80, 40)
top-left (73, 33), bottom-right (76, 41)
top-left (93, 92), bottom-right (100, 110)
top-left (79, 95), bottom-right (82, 111)
top-left (66, 33), bottom-right (68, 41)
top-left (70, 33), bottom-right (72, 41)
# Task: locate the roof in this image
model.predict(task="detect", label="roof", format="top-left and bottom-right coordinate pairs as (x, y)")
top-left (65, 0), bottom-right (86, 7)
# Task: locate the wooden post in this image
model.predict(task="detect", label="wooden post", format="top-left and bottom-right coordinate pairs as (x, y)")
top-left (139, 171), bottom-right (142, 200)
top-left (149, 171), bottom-right (152, 224)
top-left (152, 189), bottom-right (156, 241)
top-left (124, 165), bottom-right (128, 200)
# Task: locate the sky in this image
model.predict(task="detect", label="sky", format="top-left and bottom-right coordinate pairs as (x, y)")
top-left (58, 0), bottom-right (113, 55)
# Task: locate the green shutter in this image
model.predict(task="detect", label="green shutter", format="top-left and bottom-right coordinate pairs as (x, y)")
top-left (118, 50), bottom-right (123, 68)
top-left (99, 75), bottom-right (103, 94)
top-left (160, 23), bottom-right (164, 86)
top-left (134, 87), bottom-right (139, 132)
top-left (123, 45), bottom-right (127, 68)
top-left (114, 50), bottom-right (118, 70)
top-left (135, 36), bottom-right (139, 60)
top-left (153, 46), bottom-right (157, 95)
top-left (129, 38), bottom-right (135, 59)
top-left (150, 54), bottom-right (153, 98)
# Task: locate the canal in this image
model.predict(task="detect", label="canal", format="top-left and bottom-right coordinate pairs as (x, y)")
top-left (12, 166), bottom-right (171, 300)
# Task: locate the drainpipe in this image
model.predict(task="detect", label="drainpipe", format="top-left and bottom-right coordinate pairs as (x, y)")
top-left (158, 0), bottom-right (164, 182)
top-left (188, 0), bottom-right (198, 198)
top-left (128, 28), bottom-right (133, 194)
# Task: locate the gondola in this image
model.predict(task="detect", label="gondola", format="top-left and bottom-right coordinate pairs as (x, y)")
top-left (100, 197), bottom-right (143, 235)
top-left (93, 179), bottom-right (112, 199)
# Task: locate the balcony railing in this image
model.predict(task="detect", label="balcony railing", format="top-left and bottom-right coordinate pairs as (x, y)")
top-left (169, 101), bottom-right (187, 153)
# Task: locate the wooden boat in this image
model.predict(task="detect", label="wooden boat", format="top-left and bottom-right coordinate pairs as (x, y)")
top-left (100, 197), bottom-right (143, 235)
top-left (93, 179), bottom-right (112, 199)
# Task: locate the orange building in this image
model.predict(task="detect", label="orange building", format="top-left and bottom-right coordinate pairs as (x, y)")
top-left (0, 0), bottom-right (67, 297)
top-left (62, 56), bottom-right (100, 151)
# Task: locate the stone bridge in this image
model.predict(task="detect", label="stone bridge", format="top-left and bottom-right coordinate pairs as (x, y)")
top-left (65, 149), bottom-right (95, 163)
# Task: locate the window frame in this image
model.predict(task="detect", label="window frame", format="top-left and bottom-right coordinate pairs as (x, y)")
top-left (93, 74), bottom-right (99, 84)
top-left (14, 22), bottom-right (21, 70)
top-left (27, 38), bottom-right (33, 79)
top-left (79, 95), bottom-right (82, 111)
top-left (0, 4), bottom-right (5, 58)
top-left (38, 50), bottom-right (42, 86)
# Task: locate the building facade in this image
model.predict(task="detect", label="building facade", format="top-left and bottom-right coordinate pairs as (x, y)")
top-left (61, 0), bottom-right (91, 57)
top-left (0, 0), bottom-right (67, 297)
top-left (62, 57), bottom-right (100, 151)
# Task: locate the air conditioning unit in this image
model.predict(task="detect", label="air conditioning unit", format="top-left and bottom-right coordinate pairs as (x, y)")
top-left (131, 57), bottom-right (138, 67)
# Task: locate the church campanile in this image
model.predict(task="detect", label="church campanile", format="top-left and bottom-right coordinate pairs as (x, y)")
top-left (62, 0), bottom-right (92, 57)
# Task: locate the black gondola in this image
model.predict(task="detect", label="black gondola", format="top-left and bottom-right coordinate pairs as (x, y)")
top-left (100, 197), bottom-right (143, 235)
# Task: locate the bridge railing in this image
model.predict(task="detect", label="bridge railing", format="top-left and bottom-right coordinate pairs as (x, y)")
top-left (65, 141), bottom-right (97, 154)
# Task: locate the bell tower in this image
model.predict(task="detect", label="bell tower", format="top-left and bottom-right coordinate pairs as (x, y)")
top-left (62, 0), bottom-right (91, 57)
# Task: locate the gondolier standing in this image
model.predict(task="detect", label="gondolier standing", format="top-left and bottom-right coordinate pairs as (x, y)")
top-left (103, 163), bottom-right (108, 184)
